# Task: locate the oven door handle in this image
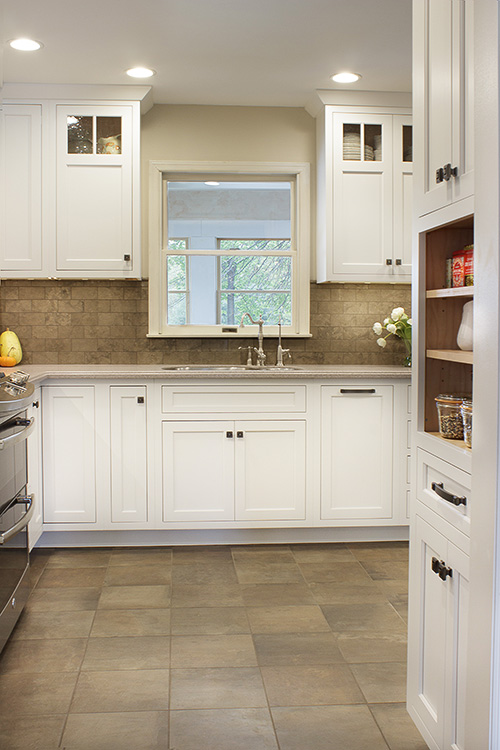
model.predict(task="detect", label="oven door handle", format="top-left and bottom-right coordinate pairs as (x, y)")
top-left (0, 418), bottom-right (35, 450)
top-left (0, 495), bottom-right (35, 545)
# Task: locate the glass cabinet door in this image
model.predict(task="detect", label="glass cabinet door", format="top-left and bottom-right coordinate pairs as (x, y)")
top-left (67, 115), bottom-right (122, 155)
top-left (343, 122), bottom-right (383, 161)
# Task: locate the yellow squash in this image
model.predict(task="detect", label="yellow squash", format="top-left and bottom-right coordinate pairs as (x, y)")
top-left (0, 328), bottom-right (22, 364)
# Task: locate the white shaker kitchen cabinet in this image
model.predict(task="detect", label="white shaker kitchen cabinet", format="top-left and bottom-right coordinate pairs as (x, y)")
top-left (234, 420), bottom-right (306, 521)
top-left (162, 421), bottom-right (235, 522)
top-left (320, 385), bottom-right (394, 521)
top-left (413, 0), bottom-right (474, 217)
top-left (42, 386), bottom-right (96, 523)
top-left (407, 514), bottom-right (469, 750)
top-left (109, 386), bottom-right (148, 523)
top-left (27, 388), bottom-right (43, 549)
top-left (392, 114), bottom-right (414, 278)
top-left (56, 104), bottom-right (139, 275)
top-left (0, 104), bottom-right (43, 273)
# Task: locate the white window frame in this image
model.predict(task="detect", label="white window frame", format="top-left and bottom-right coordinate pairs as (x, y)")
top-left (148, 160), bottom-right (311, 338)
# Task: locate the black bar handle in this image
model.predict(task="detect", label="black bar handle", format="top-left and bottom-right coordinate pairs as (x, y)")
top-left (340, 389), bottom-right (376, 394)
top-left (431, 481), bottom-right (467, 507)
top-left (431, 556), bottom-right (453, 581)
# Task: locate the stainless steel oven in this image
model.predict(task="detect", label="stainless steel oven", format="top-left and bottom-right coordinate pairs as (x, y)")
top-left (0, 372), bottom-right (35, 653)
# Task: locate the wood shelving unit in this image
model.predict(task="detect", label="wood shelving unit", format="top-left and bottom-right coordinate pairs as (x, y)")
top-left (427, 431), bottom-right (472, 453)
top-left (427, 349), bottom-right (473, 364)
top-left (426, 286), bottom-right (474, 299)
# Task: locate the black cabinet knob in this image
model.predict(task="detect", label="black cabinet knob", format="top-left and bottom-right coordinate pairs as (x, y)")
top-left (137, 396), bottom-right (144, 404)
top-left (226, 431), bottom-right (233, 438)
top-left (236, 431), bottom-right (244, 438)
top-left (431, 556), bottom-right (453, 581)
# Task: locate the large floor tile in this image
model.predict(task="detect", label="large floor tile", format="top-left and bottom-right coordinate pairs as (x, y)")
top-left (170, 667), bottom-right (267, 709)
top-left (0, 714), bottom-right (66, 749)
top-left (171, 583), bottom-right (244, 608)
top-left (231, 545), bottom-right (294, 563)
top-left (11, 610), bottom-right (95, 640)
top-left (169, 708), bottom-right (279, 750)
top-left (361, 560), bottom-right (410, 582)
top-left (261, 664), bottom-right (364, 706)
top-left (298, 561), bottom-right (373, 584)
top-left (272, 705), bottom-right (389, 750)
top-left (171, 634), bottom-right (257, 667)
top-left (370, 703), bottom-right (430, 749)
top-left (90, 608), bottom-right (171, 637)
top-left (0, 672), bottom-right (78, 715)
top-left (25, 586), bottom-right (101, 612)
top-left (36, 567), bottom-right (107, 588)
top-left (0, 637), bottom-right (87, 674)
top-left (98, 585), bottom-right (171, 609)
top-left (171, 562), bottom-right (238, 585)
top-left (61, 710), bottom-right (170, 750)
top-left (240, 582), bottom-right (316, 606)
top-left (109, 547), bottom-right (172, 567)
top-left (234, 561), bottom-right (304, 584)
top-left (81, 636), bottom-right (170, 671)
top-left (321, 601), bottom-right (407, 632)
top-left (290, 543), bottom-right (355, 563)
top-left (351, 662), bottom-right (408, 703)
top-left (337, 632), bottom-right (407, 663)
top-left (309, 582), bottom-right (387, 605)
top-left (252, 632), bottom-right (344, 666)
top-left (348, 541), bottom-right (409, 563)
top-left (104, 564), bottom-right (171, 587)
top-left (246, 605), bottom-right (331, 634)
top-left (171, 607), bottom-right (249, 635)
top-left (46, 549), bottom-right (112, 568)
top-left (172, 545), bottom-right (233, 564)
top-left (70, 669), bottom-right (170, 713)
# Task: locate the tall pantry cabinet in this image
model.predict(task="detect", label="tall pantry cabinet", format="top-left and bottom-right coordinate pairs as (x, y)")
top-left (408, 0), bottom-right (500, 748)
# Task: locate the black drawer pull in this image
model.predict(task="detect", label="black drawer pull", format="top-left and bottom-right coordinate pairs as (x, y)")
top-left (431, 556), bottom-right (453, 581)
top-left (431, 481), bottom-right (467, 507)
top-left (340, 389), bottom-right (376, 394)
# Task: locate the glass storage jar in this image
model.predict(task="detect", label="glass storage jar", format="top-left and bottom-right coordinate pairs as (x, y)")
top-left (435, 394), bottom-right (465, 440)
top-left (460, 400), bottom-right (473, 448)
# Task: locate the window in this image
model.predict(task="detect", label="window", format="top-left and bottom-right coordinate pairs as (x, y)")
top-left (148, 162), bottom-right (310, 337)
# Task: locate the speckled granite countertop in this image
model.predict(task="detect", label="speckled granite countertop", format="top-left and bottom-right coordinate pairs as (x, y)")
top-left (0, 364), bottom-right (411, 385)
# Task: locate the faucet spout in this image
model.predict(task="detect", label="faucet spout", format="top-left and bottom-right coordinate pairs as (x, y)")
top-left (240, 313), bottom-right (266, 366)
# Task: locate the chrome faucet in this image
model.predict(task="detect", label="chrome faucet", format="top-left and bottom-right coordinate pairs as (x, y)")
top-left (276, 318), bottom-right (291, 367)
top-left (240, 313), bottom-right (266, 366)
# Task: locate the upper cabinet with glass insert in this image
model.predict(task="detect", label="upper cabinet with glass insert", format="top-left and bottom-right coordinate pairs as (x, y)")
top-left (313, 94), bottom-right (412, 283)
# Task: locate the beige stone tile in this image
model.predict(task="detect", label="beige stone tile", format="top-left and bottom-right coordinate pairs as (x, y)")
top-left (271, 704), bottom-right (389, 750)
top-left (171, 583), bottom-right (244, 608)
top-left (261, 664), bottom-right (364, 706)
top-left (321, 602), bottom-right (407, 632)
top-left (351, 662), bottom-right (408, 703)
top-left (0, 714), bottom-right (66, 749)
top-left (0, 638), bottom-right (87, 673)
top-left (104, 565), bottom-right (171, 586)
top-left (361, 560), bottom-right (410, 582)
top-left (171, 607), bottom-right (249, 635)
top-left (370, 703), bottom-right (430, 749)
top-left (170, 667), bottom-right (267, 709)
top-left (26, 587), bottom-right (101, 612)
top-left (172, 545), bottom-right (233, 564)
top-left (61, 711), bottom-right (170, 750)
top-left (348, 541), bottom-right (409, 562)
top-left (70, 669), bottom-right (169, 713)
top-left (169, 708), bottom-right (279, 750)
top-left (171, 562), bottom-right (237, 585)
top-left (246, 605), bottom-right (331, 634)
top-left (309, 582), bottom-right (387, 605)
top-left (253, 632), bottom-right (344, 666)
top-left (290, 543), bottom-right (355, 563)
top-left (298, 561), bottom-right (373, 585)
top-left (81, 635), bottom-right (170, 671)
top-left (90, 608), bottom-right (171, 637)
top-left (171, 634), bottom-right (257, 667)
top-left (231, 545), bottom-right (294, 563)
top-left (0, 672), bottom-right (78, 715)
top-left (234, 561), bottom-right (304, 584)
top-left (98, 585), bottom-right (171, 610)
top-left (240, 583), bottom-right (316, 606)
top-left (36, 567), bottom-right (106, 588)
top-left (11, 610), bottom-right (95, 640)
top-left (337, 632), bottom-right (407, 663)
top-left (46, 549), bottom-right (111, 568)
top-left (109, 548), bottom-right (172, 567)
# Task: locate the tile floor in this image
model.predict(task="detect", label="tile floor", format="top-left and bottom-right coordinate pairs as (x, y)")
top-left (0, 542), bottom-right (429, 750)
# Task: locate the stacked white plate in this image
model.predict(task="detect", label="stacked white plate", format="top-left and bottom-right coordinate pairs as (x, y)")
top-left (343, 133), bottom-right (361, 160)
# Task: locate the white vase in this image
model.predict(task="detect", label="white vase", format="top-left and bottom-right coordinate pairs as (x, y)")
top-left (457, 300), bottom-right (473, 351)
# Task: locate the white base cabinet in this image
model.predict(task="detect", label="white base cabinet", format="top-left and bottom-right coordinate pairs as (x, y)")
top-left (27, 388), bottom-right (43, 549)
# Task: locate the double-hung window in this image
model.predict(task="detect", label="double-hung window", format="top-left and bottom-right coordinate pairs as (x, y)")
top-left (148, 162), bottom-right (310, 337)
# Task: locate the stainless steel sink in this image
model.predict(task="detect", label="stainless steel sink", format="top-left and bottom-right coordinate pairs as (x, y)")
top-left (161, 365), bottom-right (300, 372)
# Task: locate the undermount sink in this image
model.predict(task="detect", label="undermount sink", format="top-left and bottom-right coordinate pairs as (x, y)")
top-left (161, 365), bottom-right (301, 372)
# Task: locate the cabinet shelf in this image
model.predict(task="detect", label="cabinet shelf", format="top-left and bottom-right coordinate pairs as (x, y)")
top-left (427, 431), bottom-right (472, 453)
top-left (426, 349), bottom-right (473, 364)
top-left (426, 286), bottom-right (474, 299)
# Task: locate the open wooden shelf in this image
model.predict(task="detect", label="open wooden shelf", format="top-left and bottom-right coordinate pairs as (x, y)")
top-left (426, 286), bottom-right (474, 299)
top-left (427, 349), bottom-right (473, 364)
top-left (427, 431), bottom-right (472, 453)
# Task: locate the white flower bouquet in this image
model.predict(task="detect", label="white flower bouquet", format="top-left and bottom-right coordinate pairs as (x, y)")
top-left (373, 307), bottom-right (412, 366)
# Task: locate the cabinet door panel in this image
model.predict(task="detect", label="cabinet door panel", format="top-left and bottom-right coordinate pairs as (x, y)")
top-left (110, 386), bottom-right (148, 523)
top-left (162, 421), bottom-right (234, 521)
top-left (42, 387), bottom-right (96, 523)
top-left (0, 104), bottom-right (42, 271)
top-left (234, 421), bottom-right (306, 521)
top-left (321, 386), bottom-right (393, 520)
top-left (445, 541), bottom-right (469, 750)
top-left (27, 389), bottom-right (43, 549)
top-left (392, 115), bottom-right (413, 277)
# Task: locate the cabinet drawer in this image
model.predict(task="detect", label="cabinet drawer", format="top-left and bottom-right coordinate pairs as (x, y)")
top-left (161, 385), bottom-right (306, 414)
top-left (416, 448), bottom-right (471, 536)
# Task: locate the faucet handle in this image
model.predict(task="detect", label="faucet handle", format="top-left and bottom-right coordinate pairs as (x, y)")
top-left (238, 345), bottom-right (253, 366)
top-left (276, 346), bottom-right (291, 367)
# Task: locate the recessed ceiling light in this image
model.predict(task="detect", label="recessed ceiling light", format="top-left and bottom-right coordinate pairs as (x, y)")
top-left (204, 181), bottom-right (220, 186)
top-left (331, 72), bottom-right (362, 84)
top-left (126, 67), bottom-right (156, 79)
top-left (9, 38), bottom-right (43, 51)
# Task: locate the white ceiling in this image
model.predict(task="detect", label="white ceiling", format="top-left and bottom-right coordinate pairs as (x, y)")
top-left (2, 0), bottom-right (412, 107)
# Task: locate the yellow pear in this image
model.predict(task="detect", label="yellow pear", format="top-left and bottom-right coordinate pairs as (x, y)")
top-left (0, 328), bottom-right (22, 364)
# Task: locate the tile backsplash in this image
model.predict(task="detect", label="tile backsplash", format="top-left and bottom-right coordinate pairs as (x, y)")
top-left (0, 280), bottom-right (411, 366)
